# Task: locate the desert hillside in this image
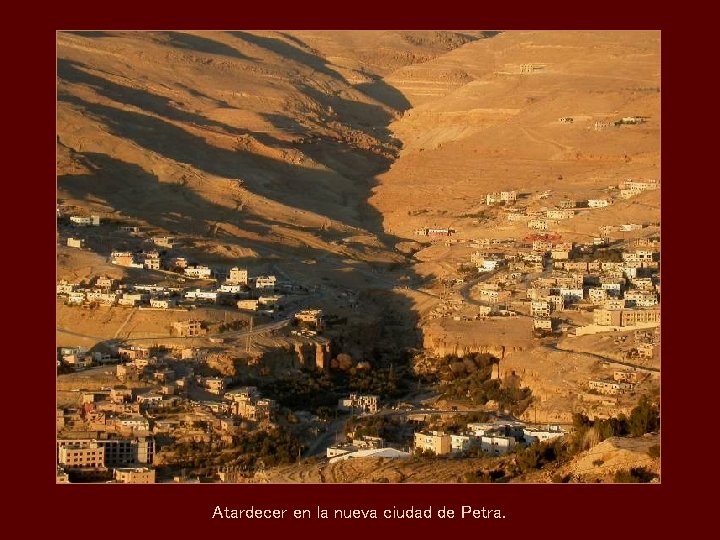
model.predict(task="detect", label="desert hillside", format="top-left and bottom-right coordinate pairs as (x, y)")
top-left (56, 31), bottom-right (660, 484)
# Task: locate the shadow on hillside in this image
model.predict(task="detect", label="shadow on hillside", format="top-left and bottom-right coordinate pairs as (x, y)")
top-left (58, 92), bottom-right (400, 243)
top-left (58, 150), bottom-right (424, 355)
top-left (356, 75), bottom-right (412, 113)
top-left (57, 59), bottom-right (281, 143)
top-left (57, 36), bottom-right (426, 372)
top-left (174, 82), bottom-right (234, 109)
top-left (155, 31), bottom-right (254, 61)
top-left (227, 31), bottom-right (343, 80)
top-left (59, 150), bottom-right (353, 261)
top-left (296, 83), bottom-right (399, 148)
top-left (64, 31), bottom-right (116, 39)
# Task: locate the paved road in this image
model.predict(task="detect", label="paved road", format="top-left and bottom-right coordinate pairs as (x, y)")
top-left (546, 342), bottom-right (659, 373)
top-left (58, 316), bottom-right (292, 345)
top-left (303, 417), bottom-right (348, 458)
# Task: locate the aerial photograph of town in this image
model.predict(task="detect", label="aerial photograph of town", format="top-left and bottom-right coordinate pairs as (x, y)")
top-left (56, 30), bottom-right (660, 484)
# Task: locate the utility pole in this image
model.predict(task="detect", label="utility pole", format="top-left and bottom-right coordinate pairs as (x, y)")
top-left (246, 316), bottom-right (254, 353)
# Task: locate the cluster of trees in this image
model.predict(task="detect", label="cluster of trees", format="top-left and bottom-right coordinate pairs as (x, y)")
top-left (614, 467), bottom-right (657, 483)
top-left (434, 353), bottom-right (533, 415)
top-left (261, 365), bottom-right (408, 415)
top-left (463, 469), bottom-right (506, 483)
top-left (572, 396), bottom-right (660, 443)
top-left (167, 430), bottom-right (303, 472)
top-left (261, 370), bottom-right (341, 412)
top-left (217, 320), bottom-right (248, 333)
top-left (346, 415), bottom-right (388, 439)
top-left (347, 366), bottom-right (404, 397)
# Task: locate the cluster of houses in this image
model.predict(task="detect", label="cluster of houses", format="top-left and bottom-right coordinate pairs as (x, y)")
top-left (56, 275), bottom-right (182, 308)
top-left (414, 227), bottom-right (456, 237)
top-left (414, 420), bottom-right (566, 457)
top-left (57, 266), bottom-right (309, 318)
top-left (457, 228), bottom-right (661, 335)
top-left (56, 435), bottom-right (155, 483)
top-left (57, 342), bottom-right (282, 482)
top-left (531, 241), bottom-right (659, 333)
top-left (588, 369), bottom-right (649, 396)
top-left (484, 190), bottom-right (517, 206)
top-left (557, 115), bottom-right (647, 131)
top-left (500, 179), bottom-right (657, 232)
top-left (617, 179), bottom-right (659, 200)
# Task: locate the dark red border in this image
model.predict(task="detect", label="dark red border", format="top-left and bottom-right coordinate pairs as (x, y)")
top-left (6, 1), bottom-right (700, 536)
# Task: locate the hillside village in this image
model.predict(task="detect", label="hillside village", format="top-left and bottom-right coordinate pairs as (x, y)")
top-left (56, 30), bottom-right (660, 483)
top-left (56, 174), bottom-right (659, 483)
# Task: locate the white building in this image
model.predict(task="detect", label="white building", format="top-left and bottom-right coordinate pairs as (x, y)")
top-left (528, 219), bottom-right (549, 231)
top-left (152, 236), bottom-right (174, 249)
top-left (328, 447), bottom-right (410, 463)
top-left (218, 283), bottom-right (244, 293)
top-left (478, 259), bottom-right (500, 272)
top-left (557, 288), bottom-right (583, 303)
top-left (546, 209), bottom-right (575, 220)
top-left (67, 292), bottom-right (86, 305)
top-left (587, 199), bottom-right (611, 208)
top-left (338, 393), bottom-right (379, 414)
top-left (533, 318), bottom-right (552, 331)
top-left (621, 179), bottom-right (658, 192)
top-left (70, 215), bottom-right (100, 226)
top-left (56, 281), bottom-right (75, 295)
top-left (150, 298), bottom-right (176, 309)
top-left (184, 289), bottom-right (217, 302)
top-left (451, 434), bottom-right (478, 455)
top-left (522, 426), bottom-right (565, 444)
top-left (116, 416), bottom-right (151, 432)
top-left (479, 435), bottom-right (516, 456)
top-left (254, 275), bottom-right (277, 291)
top-left (118, 293), bottom-right (143, 307)
top-left (185, 266), bottom-right (212, 279)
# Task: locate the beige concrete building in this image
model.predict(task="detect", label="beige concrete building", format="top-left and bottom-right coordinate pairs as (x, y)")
top-left (204, 377), bottom-right (226, 395)
top-left (621, 309), bottom-right (660, 326)
top-left (237, 299), bottom-right (259, 311)
top-left (338, 393), bottom-right (379, 414)
top-left (414, 431), bottom-right (452, 456)
top-left (57, 437), bottom-right (155, 468)
top-left (614, 370), bottom-right (644, 384)
top-left (533, 318), bottom-right (553, 331)
top-left (594, 308), bottom-right (660, 327)
top-left (295, 309), bottom-right (324, 328)
top-left (111, 251), bottom-right (135, 267)
top-left (58, 442), bottom-right (105, 469)
top-left (227, 267), bottom-right (249, 285)
top-left (531, 301), bottom-right (550, 318)
top-left (114, 467), bottom-right (156, 484)
top-left (593, 309), bottom-right (621, 326)
top-left (589, 379), bottom-right (633, 395)
top-left (171, 320), bottom-right (205, 337)
top-left (185, 265), bottom-right (212, 279)
top-left (152, 236), bottom-right (175, 248)
top-left (254, 275), bottom-right (277, 290)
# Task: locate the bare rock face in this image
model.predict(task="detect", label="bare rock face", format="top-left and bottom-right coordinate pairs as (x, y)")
top-left (205, 353), bottom-right (237, 377)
